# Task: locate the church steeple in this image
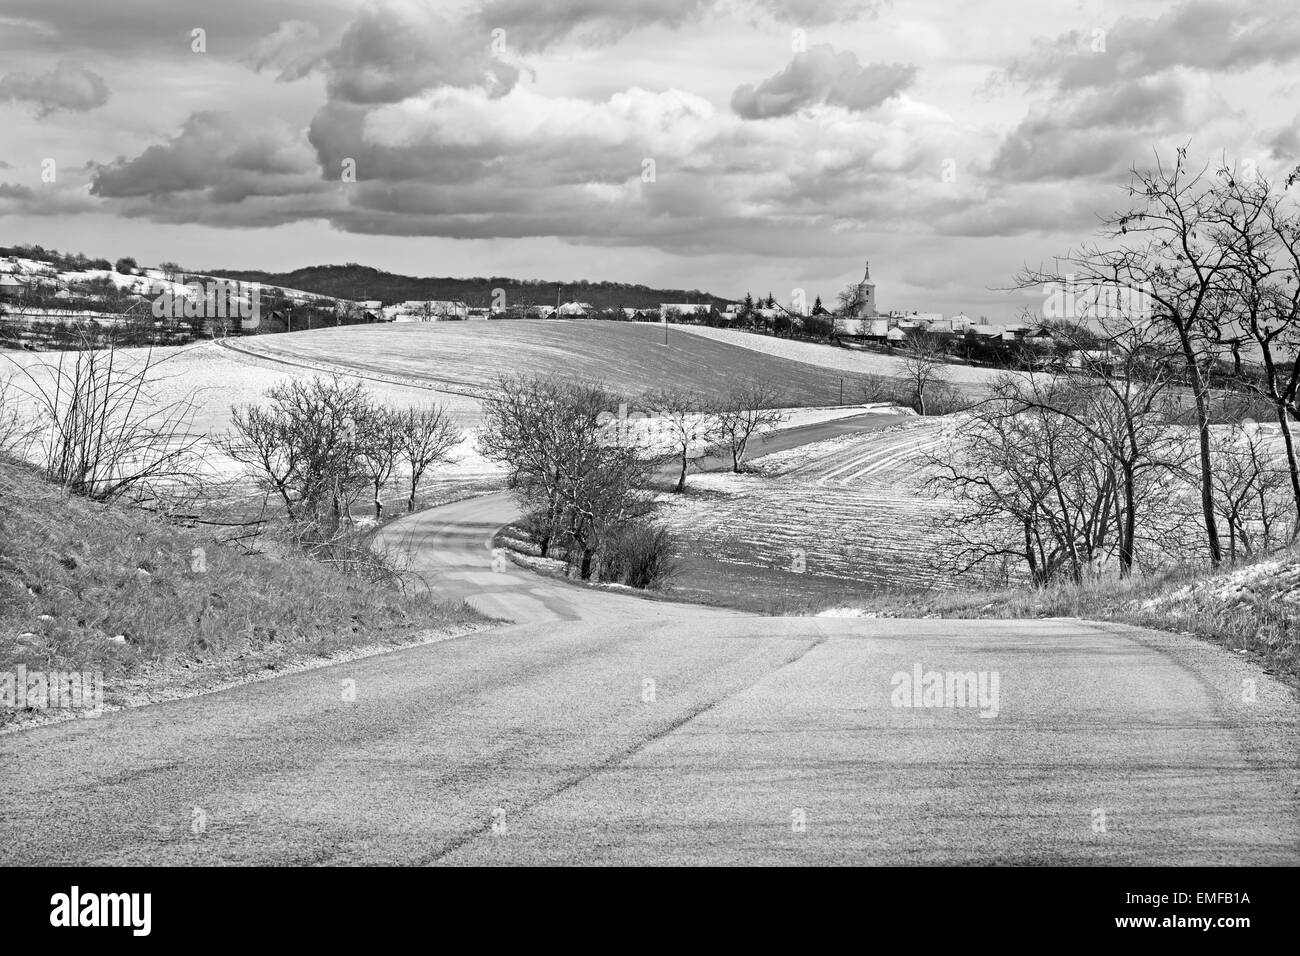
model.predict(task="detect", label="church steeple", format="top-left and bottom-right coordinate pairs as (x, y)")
top-left (856, 258), bottom-right (877, 317)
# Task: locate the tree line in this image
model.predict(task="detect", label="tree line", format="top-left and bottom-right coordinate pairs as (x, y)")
top-left (479, 375), bottom-right (791, 587)
top-left (928, 148), bottom-right (1300, 584)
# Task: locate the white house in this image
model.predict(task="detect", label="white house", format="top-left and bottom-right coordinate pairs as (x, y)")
top-left (557, 301), bottom-right (594, 316)
top-left (391, 300), bottom-right (469, 321)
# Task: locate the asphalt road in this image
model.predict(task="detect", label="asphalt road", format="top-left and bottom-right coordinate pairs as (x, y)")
top-left (2, 415), bottom-right (1298, 865)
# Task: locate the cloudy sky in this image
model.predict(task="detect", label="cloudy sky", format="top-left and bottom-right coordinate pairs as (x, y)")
top-left (1, 0), bottom-right (1297, 318)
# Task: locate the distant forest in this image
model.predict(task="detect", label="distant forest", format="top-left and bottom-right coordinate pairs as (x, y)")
top-left (206, 263), bottom-right (737, 310)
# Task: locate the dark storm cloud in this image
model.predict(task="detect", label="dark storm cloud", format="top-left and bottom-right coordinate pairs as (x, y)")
top-left (0, 60), bottom-right (109, 115)
top-left (732, 45), bottom-right (915, 119)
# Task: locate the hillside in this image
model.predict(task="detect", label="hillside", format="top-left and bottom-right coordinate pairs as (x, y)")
top-left (207, 263), bottom-right (736, 310)
top-left (226, 320), bottom-right (882, 407)
top-left (0, 456), bottom-right (486, 726)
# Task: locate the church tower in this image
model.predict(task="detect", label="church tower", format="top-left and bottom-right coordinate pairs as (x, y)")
top-left (857, 259), bottom-right (877, 317)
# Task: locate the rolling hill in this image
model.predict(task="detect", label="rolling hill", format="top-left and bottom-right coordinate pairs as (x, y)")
top-left (207, 263), bottom-right (735, 310)
top-left (225, 319), bottom-right (880, 407)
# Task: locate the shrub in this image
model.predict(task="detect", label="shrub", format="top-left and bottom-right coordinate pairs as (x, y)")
top-left (599, 520), bottom-right (678, 589)
top-left (520, 507), bottom-right (559, 557)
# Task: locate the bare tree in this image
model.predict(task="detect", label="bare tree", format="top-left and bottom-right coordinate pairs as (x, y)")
top-left (479, 375), bottom-right (657, 579)
top-left (835, 282), bottom-right (867, 316)
top-left (1013, 316), bottom-right (1185, 576)
top-left (2, 327), bottom-right (205, 502)
top-left (355, 402), bottom-right (402, 519)
top-left (927, 367), bottom-right (1189, 584)
top-left (899, 329), bottom-right (950, 416)
top-left (397, 404), bottom-right (461, 513)
top-left (1018, 146), bottom-right (1250, 566)
top-left (227, 375), bottom-right (368, 530)
top-left (0, 374), bottom-right (36, 457)
top-left (1212, 163), bottom-right (1300, 531)
top-left (712, 380), bottom-right (788, 472)
top-left (643, 387), bottom-right (718, 493)
top-left (1203, 418), bottom-right (1290, 560)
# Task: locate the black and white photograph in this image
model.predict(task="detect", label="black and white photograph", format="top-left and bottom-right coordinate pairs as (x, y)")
top-left (0, 0), bottom-right (1295, 924)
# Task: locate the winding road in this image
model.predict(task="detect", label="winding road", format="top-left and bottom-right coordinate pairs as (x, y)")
top-left (2, 415), bottom-right (1298, 865)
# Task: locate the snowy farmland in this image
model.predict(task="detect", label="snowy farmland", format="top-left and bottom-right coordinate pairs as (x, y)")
top-left (658, 417), bottom-right (964, 597)
top-left (226, 320), bottom-right (894, 406)
top-left (670, 323), bottom-right (1011, 392)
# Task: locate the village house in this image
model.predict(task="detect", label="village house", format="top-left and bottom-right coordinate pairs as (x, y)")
top-left (659, 303), bottom-right (712, 321)
top-left (387, 300), bottom-right (469, 322)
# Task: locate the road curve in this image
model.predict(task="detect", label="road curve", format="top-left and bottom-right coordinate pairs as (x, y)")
top-left (2, 419), bottom-right (1298, 865)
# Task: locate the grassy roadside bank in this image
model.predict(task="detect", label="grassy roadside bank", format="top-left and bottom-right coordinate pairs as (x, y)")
top-left (0, 457), bottom-right (490, 728)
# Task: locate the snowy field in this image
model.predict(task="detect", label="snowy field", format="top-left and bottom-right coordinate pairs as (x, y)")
top-left (667, 323), bottom-right (1010, 390)
top-left (658, 416), bottom-right (963, 591)
top-left (1, 339), bottom-right (880, 498)
top-left (0, 341), bottom-right (498, 492)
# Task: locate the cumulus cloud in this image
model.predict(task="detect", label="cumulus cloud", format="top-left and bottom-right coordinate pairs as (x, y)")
top-left (324, 1), bottom-right (520, 104)
top-left (0, 60), bottom-right (109, 115)
top-left (1004, 0), bottom-right (1300, 92)
top-left (986, 74), bottom-right (1212, 182)
top-left (90, 111), bottom-right (324, 204)
top-left (731, 45), bottom-right (915, 119)
top-left (987, 70), bottom-right (1232, 184)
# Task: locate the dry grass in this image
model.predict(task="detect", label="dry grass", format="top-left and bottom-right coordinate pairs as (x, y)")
top-left (0, 456), bottom-right (485, 718)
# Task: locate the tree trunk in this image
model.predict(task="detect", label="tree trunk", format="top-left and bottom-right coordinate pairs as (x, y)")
top-left (1180, 334), bottom-right (1222, 565)
top-left (1275, 403), bottom-right (1300, 538)
top-left (675, 447), bottom-right (687, 493)
top-left (1120, 465), bottom-right (1136, 578)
